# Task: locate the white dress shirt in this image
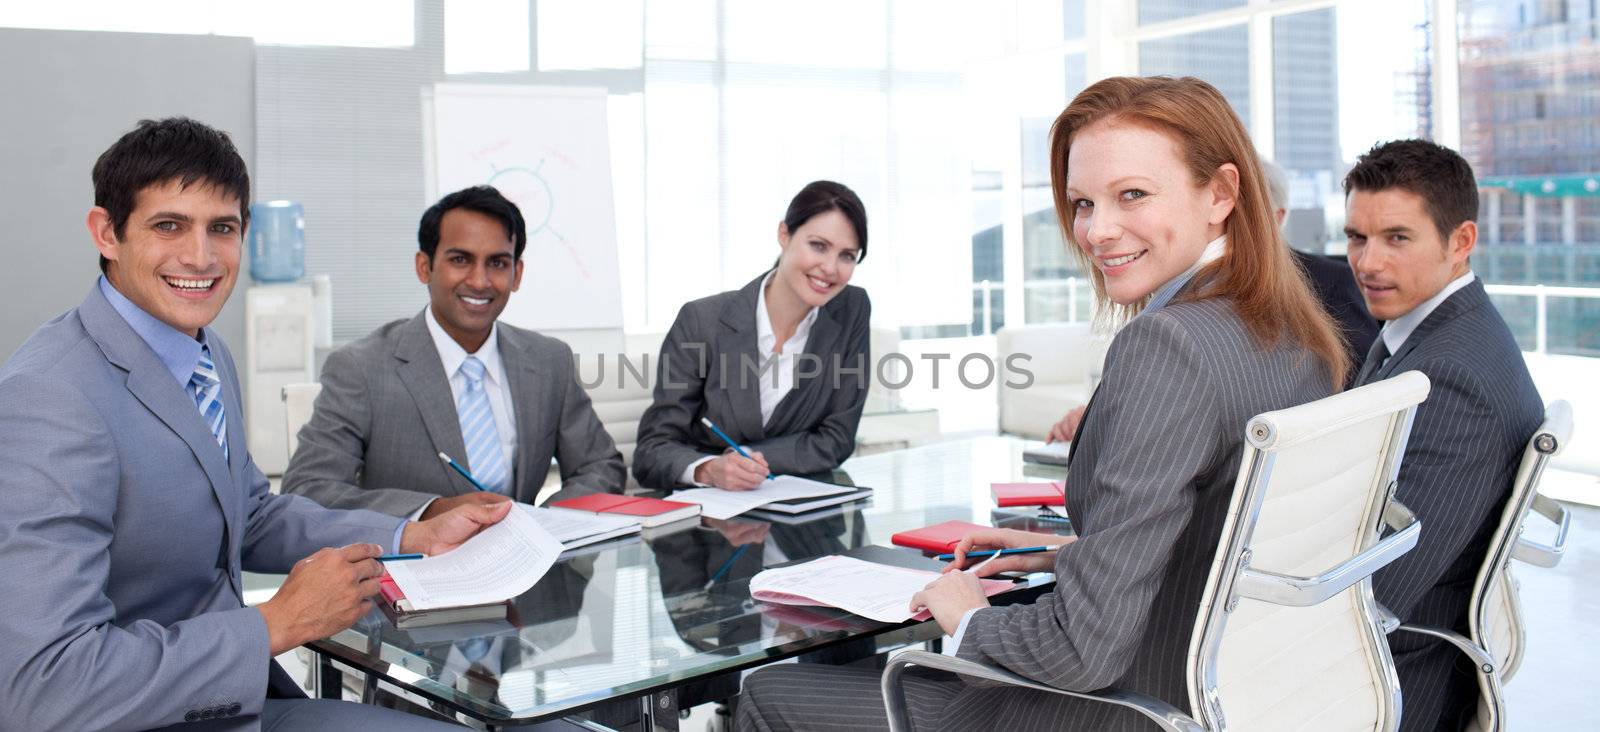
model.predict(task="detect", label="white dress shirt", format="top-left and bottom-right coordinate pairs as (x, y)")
top-left (679, 271), bottom-right (821, 486)
top-left (1379, 270), bottom-right (1476, 359)
top-left (425, 307), bottom-right (519, 481)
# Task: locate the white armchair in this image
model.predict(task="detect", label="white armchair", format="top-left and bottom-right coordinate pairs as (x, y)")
top-left (885, 372), bottom-right (1434, 732)
top-left (1387, 399), bottom-right (1573, 731)
top-left (995, 322), bottom-right (1104, 439)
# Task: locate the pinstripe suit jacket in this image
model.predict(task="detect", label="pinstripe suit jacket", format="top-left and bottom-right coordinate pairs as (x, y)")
top-left (1359, 278), bottom-right (1542, 731)
top-left (954, 295), bottom-right (1333, 731)
top-left (632, 273), bottom-right (871, 490)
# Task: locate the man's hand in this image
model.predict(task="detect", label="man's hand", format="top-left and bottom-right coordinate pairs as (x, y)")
top-left (419, 491), bottom-right (512, 521)
top-left (942, 527), bottom-right (1073, 576)
top-left (1045, 404), bottom-right (1088, 445)
top-left (400, 500), bottom-right (513, 556)
top-left (910, 571), bottom-right (990, 635)
top-left (694, 449), bottom-right (770, 491)
top-left (257, 543), bottom-right (385, 656)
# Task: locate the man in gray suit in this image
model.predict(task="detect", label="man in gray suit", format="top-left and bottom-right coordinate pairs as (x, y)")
top-left (0, 118), bottom-right (506, 730)
top-left (283, 185), bottom-right (624, 519)
top-left (1343, 139), bottom-right (1543, 731)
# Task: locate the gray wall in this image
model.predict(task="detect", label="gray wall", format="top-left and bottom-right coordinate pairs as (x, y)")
top-left (0, 28), bottom-right (255, 366)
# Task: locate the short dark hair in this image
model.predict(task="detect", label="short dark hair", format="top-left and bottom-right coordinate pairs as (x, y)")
top-left (784, 180), bottom-right (868, 262)
top-left (1343, 139), bottom-right (1478, 241)
top-left (91, 117), bottom-right (251, 273)
top-left (418, 185), bottom-right (527, 261)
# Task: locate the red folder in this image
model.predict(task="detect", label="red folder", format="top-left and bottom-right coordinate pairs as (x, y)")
top-left (990, 481), bottom-right (1066, 507)
top-left (550, 493), bottom-right (701, 527)
top-left (890, 520), bottom-right (991, 554)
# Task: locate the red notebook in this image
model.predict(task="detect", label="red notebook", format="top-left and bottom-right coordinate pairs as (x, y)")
top-left (377, 573), bottom-right (508, 629)
top-left (990, 481), bottom-right (1066, 507)
top-left (550, 493), bottom-right (701, 528)
top-left (890, 520), bottom-right (991, 554)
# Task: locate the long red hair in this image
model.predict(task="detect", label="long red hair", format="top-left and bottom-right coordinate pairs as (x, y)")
top-left (1050, 76), bottom-right (1348, 389)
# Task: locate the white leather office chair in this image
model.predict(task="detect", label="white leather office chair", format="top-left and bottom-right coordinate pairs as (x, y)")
top-left (1387, 400), bottom-right (1572, 732)
top-left (884, 372), bottom-right (1434, 732)
top-left (995, 322), bottom-right (1103, 439)
top-left (280, 382), bottom-right (323, 469)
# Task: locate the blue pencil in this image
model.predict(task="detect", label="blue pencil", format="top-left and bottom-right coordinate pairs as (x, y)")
top-left (438, 452), bottom-right (493, 492)
top-left (706, 545), bottom-right (749, 587)
top-left (700, 417), bottom-right (776, 480)
top-left (935, 545), bottom-right (1063, 562)
top-left (377, 553), bottom-right (425, 562)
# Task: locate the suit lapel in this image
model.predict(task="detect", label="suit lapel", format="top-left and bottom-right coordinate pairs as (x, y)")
top-left (498, 327), bottom-right (545, 504)
top-left (766, 302), bottom-right (841, 434)
top-left (717, 277), bottom-right (767, 441)
top-left (1376, 278), bottom-right (1488, 381)
top-left (79, 288), bottom-right (239, 542)
top-left (393, 312), bottom-right (471, 495)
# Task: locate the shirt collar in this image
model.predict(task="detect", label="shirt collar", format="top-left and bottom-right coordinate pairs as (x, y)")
top-left (424, 306), bottom-right (503, 384)
top-left (1142, 234), bottom-right (1227, 316)
top-left (756, 270), bottom-right (819, 354)
top-left (98, 275), bottom-right (205, 387)
top-left (1381, 270), bottom-right (1476, 356)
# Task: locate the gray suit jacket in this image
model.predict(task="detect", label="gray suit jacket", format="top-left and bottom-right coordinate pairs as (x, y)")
top-left (632, 273), bottom-right (871, 490)
top-left (1359, 278), bottom-right (1542, 732)
top-left (283, 311), bottom-right (625, 516)
top-left (0, 284), bottom-right (401, 731)
top-left (953, 295), bottom-right (1333, 731)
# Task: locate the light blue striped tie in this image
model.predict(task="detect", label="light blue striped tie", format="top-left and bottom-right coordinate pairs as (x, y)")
top-left (190, 345), bottom-right (228, 461)
top-left (456, 357), bottom-right (510, 494)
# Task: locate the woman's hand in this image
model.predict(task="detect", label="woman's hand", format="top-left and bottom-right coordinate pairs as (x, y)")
top-left (1045, 404), bottom-right (1088, 444)
top-left (694, 449), bottom-right (771, 491)
top-left (942, 528), bottom-right (1074, 577)
top-left (910, 571), bottom-right (990, 635)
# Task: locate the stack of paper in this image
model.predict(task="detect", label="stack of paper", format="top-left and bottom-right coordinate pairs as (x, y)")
top-left (385, 506), bottom-right (564, 611)
top-left (674, 475), bottom-right (869, 520)
top-left (749, 555), bottom-right (1012, 624)
top-left (522, 505), bottom-right (639, 550)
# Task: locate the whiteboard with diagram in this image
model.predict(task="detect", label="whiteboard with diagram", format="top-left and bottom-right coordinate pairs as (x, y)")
top-left (424, 83), bottom-right (624, 330)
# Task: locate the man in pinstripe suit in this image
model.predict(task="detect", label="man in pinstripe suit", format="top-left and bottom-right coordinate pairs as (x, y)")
top-left (1343, 140), bottom-right (1543, 731)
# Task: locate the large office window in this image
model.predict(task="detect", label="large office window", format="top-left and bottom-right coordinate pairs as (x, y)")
top-left (1138, 25), bottom-right (1251, 125)
top-left (641, 0), bottom-right (972, 331)
top-left (1460, 0), bottom-right (1600, 356)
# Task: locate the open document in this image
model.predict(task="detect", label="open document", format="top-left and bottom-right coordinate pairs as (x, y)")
top-left (384, 505), bottom-right (564, 611)
top-left (673, 475), bottom-right (866, 520)
top-left (749, 555), bottom-right (1013, 624)
top-left (521, 505), bottom-right (639, 549)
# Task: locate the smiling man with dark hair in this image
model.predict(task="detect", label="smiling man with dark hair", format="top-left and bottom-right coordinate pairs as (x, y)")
top-left (1344, 138), bottom-right (1543, 731)
top-left (283, 185), bottom-right (624, 519)
top-left (0, 117), bottom-right (498, 730)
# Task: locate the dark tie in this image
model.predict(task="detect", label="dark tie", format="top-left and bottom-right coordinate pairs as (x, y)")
top-left (1355, 337), bottom-right (1391, 386)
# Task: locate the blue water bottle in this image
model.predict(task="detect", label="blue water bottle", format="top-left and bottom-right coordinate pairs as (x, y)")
top-left (249, 201), bottom-right (305, 282)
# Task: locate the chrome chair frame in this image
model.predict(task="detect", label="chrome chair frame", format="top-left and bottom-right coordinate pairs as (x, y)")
top-left (883, 373), bottom-right (1432, 732)
top-left (1387, 400), bottom-right (1572, 732)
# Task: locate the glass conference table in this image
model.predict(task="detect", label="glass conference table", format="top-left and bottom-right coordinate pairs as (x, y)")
top-left (306, 436), bottom-right (1071, 729)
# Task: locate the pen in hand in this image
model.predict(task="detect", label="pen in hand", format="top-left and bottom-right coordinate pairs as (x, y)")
top-left (936, 545), bottom-right (1063, 563)
top-left (700, 417), bottom-right (776, 481)
top-left (438, 452), bottom-right (494, 492)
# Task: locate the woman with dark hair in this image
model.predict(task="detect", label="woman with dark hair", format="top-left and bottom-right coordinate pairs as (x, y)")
top-left (632, 180), bottom-right (872, 491)
top-left (737, 77), bottom-right (1348, 731)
